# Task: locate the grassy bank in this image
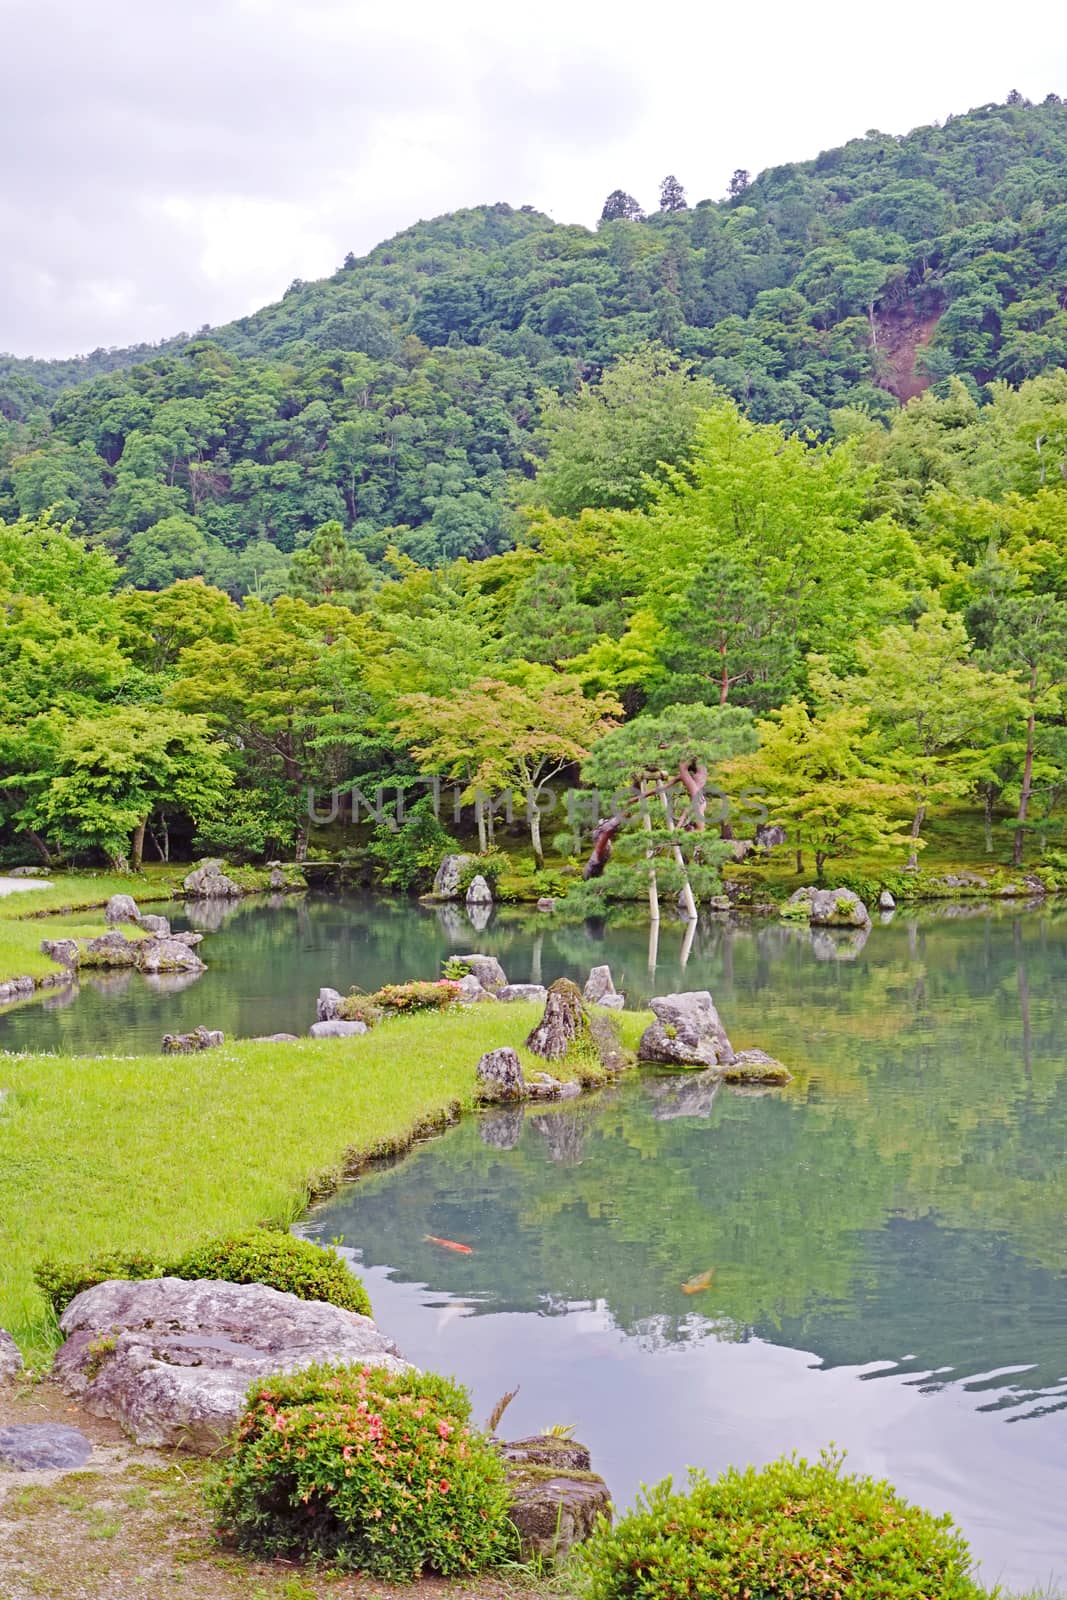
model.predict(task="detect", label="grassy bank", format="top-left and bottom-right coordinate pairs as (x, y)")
top-left (0, 1004), bottom-right (647, 1356)
top-left (0, 869), bottom-right (184, 986)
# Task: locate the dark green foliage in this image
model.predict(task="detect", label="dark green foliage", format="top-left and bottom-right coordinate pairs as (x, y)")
top-left (579, 1449), bottom-right (988, 1599)
top-left (35, 1231), bottom-right (371, 1317)
top-left (169, 1230), bottom-right (371, 1316)
top-left (33, 1252), bottom-right (162, 1315)
top-left (364, 800), bottom-right (459, 892)
top-left (206, 1364), bottom-right (517, 1581)
top-left (8, 99), bottom-right (1067, 584)
top-left (340, 980), bottom-right (462, 1024)
top-left (456, 849), bottom-right (508, 892)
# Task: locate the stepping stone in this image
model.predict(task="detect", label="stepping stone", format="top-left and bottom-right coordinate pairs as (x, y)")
top-left (0, 1423), bottom-right (93, 1471)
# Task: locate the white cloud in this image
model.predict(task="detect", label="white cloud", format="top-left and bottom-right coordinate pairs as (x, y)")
top-left (2, 0), bottom-right (1065, 356)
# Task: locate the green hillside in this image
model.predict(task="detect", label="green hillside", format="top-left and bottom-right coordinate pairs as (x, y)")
top-left (3, 93), bottom-right (1067, 583)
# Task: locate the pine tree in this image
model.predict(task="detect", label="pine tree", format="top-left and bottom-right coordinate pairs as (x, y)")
top-left (599, 189), bottom-right (645, 223)
top-left (727, 168), bottom-right (751, 200)
top-left (658, 174), bottom-right (687, 212)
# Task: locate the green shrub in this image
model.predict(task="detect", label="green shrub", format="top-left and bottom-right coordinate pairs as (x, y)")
top-left (457, 849), bottom-right (508, 893)
top-left (207, 1364), bottom-right (517, 1581)
top-left (579, 1449), bottom-right (988, 1600)
top-left (34, 1251), bottom-right (163, 1315)
top-left (341, 979), bottom-right (462, 1023)
top-left (170, 1231), bottom-right (371, 1316)
top-left (365, 802), bottom-right (459, 893)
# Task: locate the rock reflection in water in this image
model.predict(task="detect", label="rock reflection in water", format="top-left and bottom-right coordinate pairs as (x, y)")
top-left (645, 1070), bottom-right (721, 1120)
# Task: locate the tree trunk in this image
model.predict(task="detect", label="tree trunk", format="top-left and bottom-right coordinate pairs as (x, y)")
top-left (130, 817), bottom-right (147, 871)
top-left (529, 806), bottom-right (544, 871)
top-left (795, 848), bottom-right (803, 874)
top-left (475, 795), bottom-right (488, 853)
top-left (906, 800), bottom-right (926, 871)
top-left (983, 784), bottom-right (994, 855)
top-left (815, 848), bottom-right (826, 877)
top-left (23, 828), bottom-right (54, 866)
top-left (661, 791), bottom-right (697, 920)
top-left (1014, 689), bottom-right (1037, 868)
top-left (643, 806), bottom-right (660, 923)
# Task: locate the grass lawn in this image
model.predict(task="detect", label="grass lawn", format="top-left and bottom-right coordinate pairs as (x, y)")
top-left (0, 868), bottom-right (184, 985)
top-left (0, 1004), bottom-right (648, 1357)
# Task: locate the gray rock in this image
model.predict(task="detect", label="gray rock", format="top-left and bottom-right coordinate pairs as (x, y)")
top-left (527, 1071), bottom-right (563, 1101)
top-left (466, 900), bottom-right (492, 933)
top-left (454, 972), bottom-right (497, 1004)
top-left (54, 1277), bottom-right (410, 1452)
top-left (316, 986), bottom-right (344, 1022)
top-left (507, 1468), bottom-right (612, 1561)
top-left (162, 1026), bottom-right (224, 1054)
top-left (268, 866), bottom-right (286, 890)
top-left (707, 894), bottom-right (732, 912)
top-left (167, 930), bottom-right (204, 948)
top-left (810, 925), bottom-right (870, 962)
top-left (309, 1019), bottom-right (368, 1038)
top-left (558, 1081), bottom-right (582, 1100)
top-left (530, 1110), bottom-right (588, 1164)
top-left (536, 897), bottom-right (556, 911)
top-left (479, 1106), bottom-right (525, 1149)
top-left (502, 1435), bottom-right (592, 1471)
top-left (137, 913), bottom-right (171, 936)
top-left (0, 1329), bottom-right (23, 1381)
top-left (526, 978), bottom-right (586, 1061)
top-left (453, 953), bottom-right (507, 990)
top-left (785, 886), bottom-right (871, 927)
top-left (138, 937), bottom-right (206, 974)
top-left (465, 873), bottom-right (493, 906)
top-left (0, 976), bottom-right (35, 1002)
top-left (878, 890), bottom-right (896, 911)
top-left (432, 853), bottom-right (475, 899)
top-left (583, 965), bottom-right (617, 1004)
top-left (8, 865), bottom-right (46, 877)
top-left (82, 930), bottom-right (141, 967)
top-left (756, 822), bottom-right (788, 849)
top-left (105, 893), bottom-right (141, 925)
top-left (476, 1046), bottom-right (525, 1103)
top-left (497, 983), bottom-right (548, 1003)
top-left (724, 1049), bottom-right (792, 1085)
top-left (728, 839), bottom-right (756, 862)
top-left (638, 991), bottom-right (735, 1069)
top-left (0, 1424), bottom-right (93, 1471)
top-left (40, 938), bottom-right (80, 968)
top-left (183, 859), bottom-right (241, 899)
top-left (251, 1032), bottom-right (300, 1043)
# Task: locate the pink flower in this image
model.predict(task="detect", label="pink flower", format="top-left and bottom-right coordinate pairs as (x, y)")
top-left (437, 1420), bottom-right (452, 1439)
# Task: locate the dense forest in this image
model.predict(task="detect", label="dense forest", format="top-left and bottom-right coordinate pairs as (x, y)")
top-left (3, 95), bottom-right (1067, 583)
top-left (5, 94), bottom-right (1067, 892)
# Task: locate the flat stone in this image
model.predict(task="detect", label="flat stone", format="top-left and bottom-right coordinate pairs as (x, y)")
top-left (138, 937), bottom-right (206, 974)
top-left (82, 930), bottom-right (141, 968)
top-left (724, 1049), bottom-right (792, 1085)
top-left (54, 1278), bottom-right (410, 1452)
top-left (536, 897), bottom-right (556, 911)
top-left (497, 983), bottom-right (548, 1003)
top-left (309, 1019), bottom-right (368, 1038)
top-left (251, 1032), bottom-right (300, 1043)
top-left (0, 1423), bottom-right (92, 1471)
top-left (501, 1435), bottom-right (592, 1471)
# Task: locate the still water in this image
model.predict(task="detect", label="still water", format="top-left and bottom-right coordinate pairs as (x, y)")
top-left (3, 893), bottom-right (1067, 1583)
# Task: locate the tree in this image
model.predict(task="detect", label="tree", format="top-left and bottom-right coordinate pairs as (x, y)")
top-left (599, 189), bottom-right (645, 223)
top-left (987, 595), bottom-right (1067, 864)
top-left (813, 608), bottom-right (1023, 868)
top-left (579, 704), bottom-right (757, 914)
top-left (728, 169), bottom-right (751, 200)
top-left (287, 521), bottom-right (374, 609)
top-left (721, 700), bottom-right (912, 877)
top-left (650, 554), bottom-right (797, 711)
top-left (394, 674), bottom-right (618, 865)
top-left (21, 708), bottom-right (233, 869)
top-left (659, 175), bottom-right (687, 212)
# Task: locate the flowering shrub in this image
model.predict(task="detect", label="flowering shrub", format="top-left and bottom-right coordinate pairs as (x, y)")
top-left (579, 1449), bottom-right (988, 1599)
top-left (207, 1364), bottom-right (517, 1581)
top-left (171, 1231), bottom-right (371, 1316)
top-left (341, 979), bottom-right (462, 1023)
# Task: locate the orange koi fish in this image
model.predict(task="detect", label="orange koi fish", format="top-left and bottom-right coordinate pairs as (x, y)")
top-left (425, 1235), bottom-right (473, 1254)
top-left (681, 1269), bottom-right (714, 1295)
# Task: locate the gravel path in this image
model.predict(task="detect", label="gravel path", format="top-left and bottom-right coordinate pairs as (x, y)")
top-left (0, 879), bottom-right (53, 898)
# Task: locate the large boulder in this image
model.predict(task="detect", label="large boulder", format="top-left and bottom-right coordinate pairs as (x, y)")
top-left (503, 1438), bottom-right (611, 1559)
top-left (637, 991), bottom-right (735, 1069)
top-left (82, 930), bottom-right (141, 968)
top-left (138, 937), bottom-right (206, 974)
top-left (465, 873), bottom-right (493, 906)
top-left (453, 953), bottom-right (507, 991)
top-left (137, 913), bottom-right (171, 936)
top-left (309, 1019), bottom-right (368, 1039)
top-left (584, 965), bottom-right (624, 1010)
top-left (785, 886), bottom-right (871, 927)
top-left (475, 1047), bottom-right (525, 1103)
top-left (183, 859), bottom-right (241, 899)
top-left (526, 978), bottom-right (586, 1062)
top-left (432, 853), bottom-right (475, 900)
top-left (105, 893), bottom-right (141, 925)
top-left (53, 1278), bottom-right (410, 1452)
top-left (0, 1329), bottom-right (22, 1381)
top-left (755, 823), bottom-right (788, 850)
top-left (454, 973), bottom-right (498, 1004)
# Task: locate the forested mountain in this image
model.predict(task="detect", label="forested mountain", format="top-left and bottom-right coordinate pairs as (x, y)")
top-left (3, 93), bottom-right (1067, 585)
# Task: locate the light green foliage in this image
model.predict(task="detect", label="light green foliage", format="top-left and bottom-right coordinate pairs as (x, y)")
top-left (579, 1449), bottom-right (988, 1599)
top-left (207, 1365), bottom-right (517, 1580)
top-left (169, 1230), bottom-right (371, 1315)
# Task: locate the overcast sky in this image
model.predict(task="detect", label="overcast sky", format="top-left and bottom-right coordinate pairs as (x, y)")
top-left (3, 0), bottom-right (1066, 359)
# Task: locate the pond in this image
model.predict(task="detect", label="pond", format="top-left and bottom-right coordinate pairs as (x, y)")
top-left (3, 892), bottom-right (1066, 1585)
